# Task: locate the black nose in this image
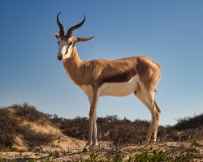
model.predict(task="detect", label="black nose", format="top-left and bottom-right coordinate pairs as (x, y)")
top-left (57, 56), bottom-right (62, 61)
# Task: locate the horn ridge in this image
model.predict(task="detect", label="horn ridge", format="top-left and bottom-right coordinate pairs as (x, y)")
top-left (57, 12), bottom-right (65, 36)
top-left (67, 15), bottom-right (86, 38)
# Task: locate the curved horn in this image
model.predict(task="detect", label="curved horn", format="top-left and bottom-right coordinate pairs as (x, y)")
top-left (67, 15), bottom-right (86, 38)
top-left (57, 12), bottom-right (65, 36)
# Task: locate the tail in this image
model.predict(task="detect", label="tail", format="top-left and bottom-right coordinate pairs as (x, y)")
top-left (154, 89), bottom-right (162, 95)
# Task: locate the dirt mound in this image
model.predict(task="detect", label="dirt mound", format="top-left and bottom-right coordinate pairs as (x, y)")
top-left (0, 104), bottom-right (84, 151)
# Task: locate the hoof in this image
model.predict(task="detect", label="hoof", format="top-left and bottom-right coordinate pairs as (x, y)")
top-left (83, 147), bottom-right (89, 152)
top-left (90, 143), bottom-right (99, 150)
top-left (143, 140), bottom-right (150, 145)
top-left (83, 143), bottom-right (99, 152)
top-left (151, 140), bottom-right (156, 144)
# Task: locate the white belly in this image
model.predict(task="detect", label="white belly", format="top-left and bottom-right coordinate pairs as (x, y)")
top-left (99, 75), bottom-right (139, 96)
top-left (80, 75), bottom-right (139, 97)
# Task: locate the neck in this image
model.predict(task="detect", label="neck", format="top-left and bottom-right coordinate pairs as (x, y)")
top-left (62, 48), bottom-right (84, 85)
top-left (63, 47), bottom-right (82, 63)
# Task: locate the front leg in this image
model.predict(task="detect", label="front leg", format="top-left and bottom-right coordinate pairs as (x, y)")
top-left (92, 111), bottom-right (98, 147)
top-left (84, 88), bottom-right (98, 151)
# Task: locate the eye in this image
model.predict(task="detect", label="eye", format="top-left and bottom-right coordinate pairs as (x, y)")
top-left (69, 42), bottom-right (72, 46)
top-left (57, 41), bottom-right (59, 45)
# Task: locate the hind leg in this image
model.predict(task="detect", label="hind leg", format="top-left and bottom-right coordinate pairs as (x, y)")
top-left (152, 100), bottom-right (161, 142)
top-left (134, 86), bottom-right (156, 144)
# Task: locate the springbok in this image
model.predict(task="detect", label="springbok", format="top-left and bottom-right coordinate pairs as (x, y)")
top-left (55, 12), bottom-right (161, 151)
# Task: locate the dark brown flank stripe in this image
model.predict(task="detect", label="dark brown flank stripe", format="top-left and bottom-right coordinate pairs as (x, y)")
top-left (102, 67), bottom-right (137, 83)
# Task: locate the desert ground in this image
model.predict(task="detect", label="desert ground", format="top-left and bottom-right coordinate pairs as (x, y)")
top-left (1, 138), bottom-right (203, 161)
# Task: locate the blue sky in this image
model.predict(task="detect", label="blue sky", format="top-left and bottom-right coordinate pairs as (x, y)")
top-left (0, 1), bottom-right (203, 126)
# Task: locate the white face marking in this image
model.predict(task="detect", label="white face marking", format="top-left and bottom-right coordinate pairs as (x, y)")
top-left (57, 38), bottom-right (73, 61)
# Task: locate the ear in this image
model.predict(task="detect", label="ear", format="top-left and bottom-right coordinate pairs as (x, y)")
top-left (76, 36), bottom-right (95, 42)
top-left (55, 33), bottom-right (60, 39)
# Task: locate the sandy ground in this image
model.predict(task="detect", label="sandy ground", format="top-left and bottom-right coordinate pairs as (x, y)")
top-left (1, 139), bottom-right (203, 161)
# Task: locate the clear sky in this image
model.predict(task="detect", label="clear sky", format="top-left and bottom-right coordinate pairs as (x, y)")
top-left (0, 1), bottom-right (203, 126)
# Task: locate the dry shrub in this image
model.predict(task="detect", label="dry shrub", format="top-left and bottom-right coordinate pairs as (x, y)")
top-left (49, 115), bottom-right (151, 145)
top-left (50, 114), bottom-right (203, 145)
top-left (173, 113), bottom-right (203, 130)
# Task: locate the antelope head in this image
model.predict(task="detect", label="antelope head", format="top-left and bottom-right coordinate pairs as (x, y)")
top-left (55, 12), bottom-right (94, 61)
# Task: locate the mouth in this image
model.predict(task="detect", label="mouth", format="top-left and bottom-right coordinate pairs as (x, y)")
top-left (57, 56), bottom-right (62, 61)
